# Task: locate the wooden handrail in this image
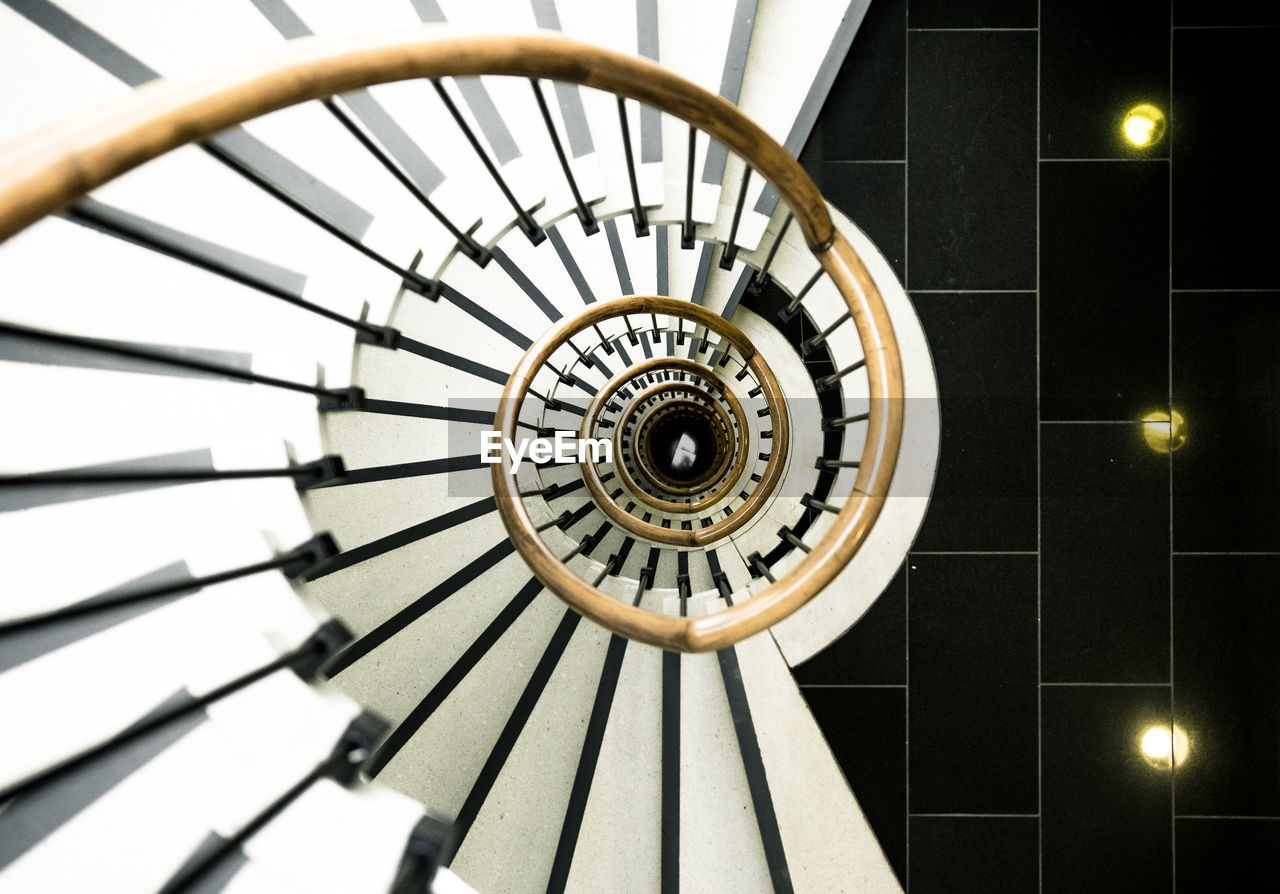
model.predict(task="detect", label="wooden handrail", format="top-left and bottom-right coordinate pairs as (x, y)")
top-left (0, 28), bottom-right (833, 247)
top-left (609, 373), bottom-right (749, 514)
top-left (0, 27), bottom-right (902, 652)
top-left (498, 297), bottom-right (789, 549)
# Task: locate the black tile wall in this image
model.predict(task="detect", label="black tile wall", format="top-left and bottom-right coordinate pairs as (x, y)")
top-left (1041, 423), bottom-right (1169, 683)
top-left (1041, 686), bottom-right (1173, 893)
top-left (1041, 0), bottom-right (1171, 159)
top-left (1173, 556), bottom-right (1280, 817)
top-left (1039, 161), bottom-right (1169, 421)
top-left (797, 1), bottom-right (1278, 889)
top-left (909, 817), bottom-right (1040, 894)
top-left (810, 161), bottom-right (905, 279)
top-left (1172, 1), bottom-right (1280, 26)
top-left (1172, 292), bottom-right (1280, 552)
top-left (1174, 819), bottom-right (1280, 892)
top-left (913, 292), bottom-right (1037, 552)
top-left (906, 29), bottom-right (1037, 290)
top-left (1171, 28), bottom-right (1280, 290)
top-left (908, 555), bottom-right (1039, 814)
top-left (802, 0), bottom-right (905, 162)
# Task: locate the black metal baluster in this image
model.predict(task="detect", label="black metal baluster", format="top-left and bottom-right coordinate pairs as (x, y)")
top-left (746, 551), bottom-right (776, 583)
top-left (801, 311), bottom-right (852, 356)
top-left (815, 357), bottom-right (868, 392)
top-left (815, 457), bottom-right (861, 471)
top-left (777, 525), bottom-right (812, 554)
top-left (0, 535), bottom-right (337, 638)
top-left (821, 411), bottom-right (871, 431)
top-left (322, 99), bottom-right (490, 266)
top-left (63, 200), bottom-right (398, 344)
top-left (0, 321), bottom-right (362, 408)
top-left (800, 494), bottom-right (841, 514)
top-left (0, 455), bottom-right (346, 492)
top-left (536, 511), bottom-right (573, 533)
top-left (720, 165), bottom-right (754, 269)
top-left (749, 213), bottom-right (792, 293)
top-left (432, 79), bottom-right (546, 244)
top-left (777, 268), bottom-right (825, 322)
top-left (159, 711), bottom-right (387, 894)
top-left (616, 96), bottom-right (650, 236)
top-left (681, 126), bottom-right (697, 249)
top-left (200, 140), bottom-right (435, 298)
top-left (0, 620), bottom-right (350, 806)
top-left (530, 79), bottom-right (598, 235)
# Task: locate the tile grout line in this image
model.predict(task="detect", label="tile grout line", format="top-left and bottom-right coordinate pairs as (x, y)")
top-left (1041, 681), bottom-right (1174, 687)
top-left (797, 683), bottom-right (908, 689)
top-left (1035, 3), bottom-right (1044, 891)
top-left (905, 557), bottom-right (911, 892)
top-left (1173, 551), bottom-right (1280, 556)
top-left (910, 549), bottom-right (1041, 554)
top-left (1178, 815), bottom-right (1280, 820)
top-left (1168, 4), bottom-right (1178, 888)
top-left (910, 812), bottom-right (1042, 818)
top-left (1040, 157), bottom-right (1170, 162)
top-left (903, 10), bottom-right (911, 887)
top-left (908, 27), bottom-right (1039, 32)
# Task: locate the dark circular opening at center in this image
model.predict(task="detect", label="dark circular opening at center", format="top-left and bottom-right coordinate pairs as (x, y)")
top-left (647, 413), bottom-right (718, 482)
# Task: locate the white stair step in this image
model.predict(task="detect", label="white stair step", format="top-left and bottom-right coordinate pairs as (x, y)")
top-left (319, 408), bottom-right (479, 472)
top-left (0, 475), bottom-right (314, 623)
top-left (262, 0), bottom-right (537, 254)
top-left (235, 780), bottom-right (427, 894)
top-left (0, 574), bottom-right (325, 792)
top-left (647, 0), bottom-right (755, 229)
top-left (542, 0), bottom-right (665, 219)
top-left (0, 214), bottom-right (371, 385)
top-left (370, 589), bottom-right (568, 817)
top-left (301, 501), bottom-right (506, 637)
top-left (736, 622), bottom-right (901, 892)
top-left (349, 336), bottom-right (505, 408)
top-left (0, 4), bottom-right (135, 144)
top-left (433, 238), bottom-right (569, 342)
top-left (429, 0), bottom-right (607, 232)
top-left (560, 584), bottom-right (664, 894)
top-left (672, 593), bottom-right (772, 892)
top-left (326, 548), bottom-right (538, 730)
top-left (18, 0), bottom-right (430, 297)
top-left (449, 608), bottom-right (613, 893)
top-left (0, 357), bottom-right (326, 473)
top-left (0, 671), bottom-right (362, 894)
top-left (304, 468), bottom-right (492, 560)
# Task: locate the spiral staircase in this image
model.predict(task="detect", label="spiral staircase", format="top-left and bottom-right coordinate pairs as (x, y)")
top-left (0, 1), bottom-right (940, 892)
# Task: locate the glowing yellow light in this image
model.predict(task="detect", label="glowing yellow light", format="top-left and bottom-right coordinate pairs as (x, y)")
top-left (1141, 410), bottom-right (1187, 453)
top-left (1123, 104), bottom-right (1166, 148)
top-left (1140, 724), bottom-right (1190, 769)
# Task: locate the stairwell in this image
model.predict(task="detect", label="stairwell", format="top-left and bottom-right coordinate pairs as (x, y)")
top-left (0, 2), bottom-right (941, 892)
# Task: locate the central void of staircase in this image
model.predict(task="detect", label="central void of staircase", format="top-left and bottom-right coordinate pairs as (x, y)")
top-left (0, 1), bottom-right (937, 892)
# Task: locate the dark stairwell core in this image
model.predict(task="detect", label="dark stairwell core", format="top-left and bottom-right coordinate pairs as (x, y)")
top-left (795, 0), bottom-right (1279, 890)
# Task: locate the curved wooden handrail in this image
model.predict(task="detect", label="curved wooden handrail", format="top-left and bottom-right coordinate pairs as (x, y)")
top-left (583, 357), bottom-right (751, 516)
top-left (0, 28), bottom-right (833, 248)
top-left (498, 297), bottom-right (788, 548)
top-left (0, 27), bottom-right (902, 653)
top-left (610, 382), bottom-right (743, 513)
